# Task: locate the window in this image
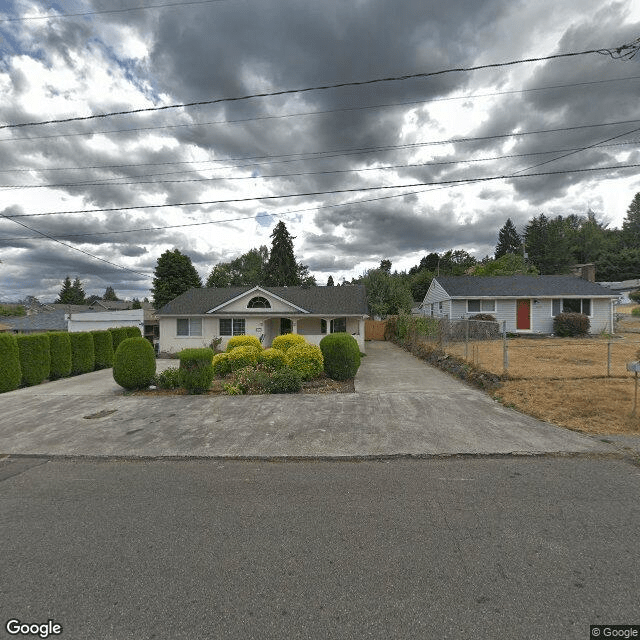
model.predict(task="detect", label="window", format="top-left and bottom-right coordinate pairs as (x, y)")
top-left (247, 296), bottom-right (271, 309)
top-left (330, 317), bottom-right (347, 333)
top-left (552, 299), bottom-right (591, 316)
top-left (219, 318), bottom-right (245, 336)
top-left (177, 318), bottom-right (202, 337)
top-left (467, 299), bottom-right (495, 313)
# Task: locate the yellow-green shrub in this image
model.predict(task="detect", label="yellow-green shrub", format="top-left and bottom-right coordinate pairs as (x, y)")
top-left (258, 347), bottom-right (287, 371)
top-left (285, 343), bottom-right (324, 380)
top-left (227, 345), bottom-right (261, 371)
top-left (226, 335), bottom-right (262, 351)
top-left (212, 352), bottom-right (232, 377)
top-left (271, 333), bottom-right (306, 353)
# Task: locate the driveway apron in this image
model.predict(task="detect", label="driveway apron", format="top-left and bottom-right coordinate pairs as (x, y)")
top-left (0, 342), bottom-right (616, 458)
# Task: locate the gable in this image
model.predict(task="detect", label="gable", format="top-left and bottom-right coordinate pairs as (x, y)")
top-left (208, 286), bottom-right (308, 314)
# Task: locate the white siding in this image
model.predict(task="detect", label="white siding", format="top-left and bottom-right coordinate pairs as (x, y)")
top-left (68, 309), bottom-right (144, 333)
top-left (423, 279), bottom-right (449, 306)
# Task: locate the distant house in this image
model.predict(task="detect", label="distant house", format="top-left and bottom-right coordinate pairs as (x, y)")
top-left (421, 275), bottom-right (618, 334)
top-left (156, 285), bottom-right (369, 353)
top-left (597, 279), bottom-right (640, 305)
top-left (67, 309), bottom-right (145, 334)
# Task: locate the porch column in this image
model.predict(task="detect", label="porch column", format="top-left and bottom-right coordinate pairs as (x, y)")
top-left (291, 318), bottom-right (298, 334)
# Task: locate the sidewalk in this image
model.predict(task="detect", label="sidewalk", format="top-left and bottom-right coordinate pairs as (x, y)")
top-left (0, 342), bottom-right (626, 459)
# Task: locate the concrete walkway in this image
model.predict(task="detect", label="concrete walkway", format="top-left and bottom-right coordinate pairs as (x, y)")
top-left (0, 342), bottom-right (625, 458)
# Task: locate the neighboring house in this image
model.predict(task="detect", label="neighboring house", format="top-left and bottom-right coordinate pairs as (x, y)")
top-left (67, 309), bottom-right (145, 334)
top-left (421, 275), bottom-right (618, 334)
top-left (157, 285), bottom-right (369, 353)
top-left (597, 279), bottom-right (640, 305)
top-left (0, 310), bottom-right (70, 333)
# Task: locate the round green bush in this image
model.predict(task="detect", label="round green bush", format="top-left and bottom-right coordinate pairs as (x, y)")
top-left (271, 333), bottom-right (306, 353)
top-left (258, 347), bottom-right (287, 371)
top-left (16, 333), bottom-right (51, 386)
top-left (0, 333), bottom-right (22, 393)
top-left (212, 352), bottom-right (232, 377)
top-left (178, 347), bottom-right (215, 394)
top-left (69, 331), bottom-right (95, 375)
top-left (91, 330), bottom-right (114, 370)
top-left (125, 326), bottom-right (142, 338)
top-left (227, 345), bottom-right (261, 371)
top-left (47, 332), bottom-right (72, 380)
top-left (320, 332), bottom-right (361, 381)
top-left (268, 367), bottom-right (302, 394)
top-left (285, 343), bottom-right (324, 380)
top-left (113, 337), bottom-right (156, 390)
top-left (553, 312), bottom-right (590, 337)
top-left (226, 335), bottom-right (262, 351)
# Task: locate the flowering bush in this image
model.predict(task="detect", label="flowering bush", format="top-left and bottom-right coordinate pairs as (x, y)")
top-left (258, 347), bottom-right (287, 371)
top-left (226, 335), bottom-right (262, 351)
top-left (271, 333), bottom-right (306, 353)
top-left (285, 343), bottom-right (324, 380)
top-left (224, 365), bottom-right (271, 395)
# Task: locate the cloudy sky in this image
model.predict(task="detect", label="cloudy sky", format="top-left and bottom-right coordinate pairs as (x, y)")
top-left (0, 0), bottom-right (639, 302)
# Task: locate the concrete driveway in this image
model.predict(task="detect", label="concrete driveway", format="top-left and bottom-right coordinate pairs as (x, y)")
top-left (0, 341), bottom-right (620, 458)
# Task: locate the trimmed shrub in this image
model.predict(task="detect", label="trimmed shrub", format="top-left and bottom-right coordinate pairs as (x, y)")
top-left (178, 347), bottom-right (215, 394)
top-left (16, 333), bottom-right (50, 386)
top-left (109, 327), bottom-right (129, 352)
top-left (113, 337), bottom-right (156, 390)
top-left (91, 330), bottom-right (114, 370)
top-left (268, 367), bottom-right (302, 394)
top-left (320, 332), bottom-right (361, 381)
top-left (212, 352), bottom-right (232, 377)
top-left (271, 333), bottom-right (306, 353)
top-left (69, 331), bottom-right (95, 375)
top-left (154, 366), bottom-right (182, 390)
top-left (0, 333), bottom-right (21, 393)
top-left (258, 347), bottom-right (287, 371)
top-left (285, 343), bottom-right (324, 380)
top-left (125, 326), bottom-right (142, 339)
top-left (227, 345), bottom-right (261, 371)
top-left (553, 312), bottom-right (590, 337)
top-left (226, 335), bottom-right (262, 351)
top-left (47, 332), bottom-right (72, 380)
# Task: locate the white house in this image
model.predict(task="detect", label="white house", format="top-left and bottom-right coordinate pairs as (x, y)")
top-left (156, 285), bottom-right (369, 354)
top-left (421, 275), bottom-right (618, 334)
top-left (67, 309), bottom-right (145, 333)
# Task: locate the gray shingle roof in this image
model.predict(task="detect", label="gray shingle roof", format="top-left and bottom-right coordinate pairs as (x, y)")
top-left (1, 310), bottom-right (69, 332)
top-left (157, 285), bottom-right (369, 315)
top-left (435, 275), bottom-right (618, 298)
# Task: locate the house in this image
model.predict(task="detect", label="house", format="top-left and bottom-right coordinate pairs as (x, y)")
top-left (67, 309), bottom-right (145, 334)
top-left (421, 275), bottom-right (618, 334)
top-left (156, 285), bottom-right (369, 354)
top-left (597, 279), bottom-right (640, 305)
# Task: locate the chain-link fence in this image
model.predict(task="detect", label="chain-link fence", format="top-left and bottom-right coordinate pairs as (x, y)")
top-left (393, 315), bottom-right (640, 380)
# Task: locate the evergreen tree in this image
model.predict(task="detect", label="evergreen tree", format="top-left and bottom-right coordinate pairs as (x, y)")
top-left (131, 298), bottom-right (142, 309)
top-left (151, 249), bottom-right (202, 310)
top-left (326, 275), bottom-right (335, 286)
top-left (495, 218), bottom-right (522, 259)
top-left (359, 268), bottom-right (413, 317)
top-left (56, 276), bottom-right (85, 304)
top-left (524, 214), bottom-right (573, 274)
top-left (622, 192), bottom-right (640, 249)
top-left (263, 222), bottom-right (303, 286)
top-left (103, 286), bottom-right (119, 301)
top-left (473, 253), bottom-right (538, 276)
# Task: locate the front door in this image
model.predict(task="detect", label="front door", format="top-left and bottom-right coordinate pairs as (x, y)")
top-left (516, 299), bottom-right (531, 330)
top-left (280, 318), bottom-right (292, 335)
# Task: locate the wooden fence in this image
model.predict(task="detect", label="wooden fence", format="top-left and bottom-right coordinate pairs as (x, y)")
top-left (365, 320), bottom-right (387, 341)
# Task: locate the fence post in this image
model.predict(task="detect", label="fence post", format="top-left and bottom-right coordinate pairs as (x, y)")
top-left (502, 321), bottom-right (509, 374)
top-left (464, 319), bottom-right (469, 361)
top-left (607, 340), bottom-right (611, 377)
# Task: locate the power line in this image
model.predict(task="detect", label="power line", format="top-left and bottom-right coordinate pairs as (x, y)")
top-left (3, 162), bottom-right (638, 219)
top-left (3, 141), bottom-right (638, 191)
top-left (3, 74), bottom-right (639, 144)
top-left (2, 40), bottom-right (638, 130)
top-left (0, 0), bottom-right (234, 22)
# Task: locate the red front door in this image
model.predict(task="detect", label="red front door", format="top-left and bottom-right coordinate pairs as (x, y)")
top-left (516, 299), bottom-right (531, 330)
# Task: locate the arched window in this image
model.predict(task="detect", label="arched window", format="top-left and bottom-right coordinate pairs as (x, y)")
top-left (247, 296), bottom-right (271, 309)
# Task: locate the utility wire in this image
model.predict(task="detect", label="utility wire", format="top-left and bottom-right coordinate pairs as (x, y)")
top-left (3, 162), bottom-right (638, 219)
top-left (0, 0), bottom-right (234, 22)
top-left (3, 74), bottom-right (639, 144)
top-left (2, 39), bottom-right (638, 130)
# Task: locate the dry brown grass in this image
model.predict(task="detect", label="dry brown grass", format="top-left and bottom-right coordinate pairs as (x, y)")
top-left (493, 378), bottom-right (640, 435)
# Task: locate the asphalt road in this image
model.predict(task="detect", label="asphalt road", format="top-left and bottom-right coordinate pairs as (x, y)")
top-left (2, 456), bottom-right (639, 640)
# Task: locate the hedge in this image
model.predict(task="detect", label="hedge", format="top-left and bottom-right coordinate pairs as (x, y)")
top-left (91, 330), bottom-right (114, 370)
top-left (69, 331), bottom-right (95, 375)
top-left (113, 337), bottom-right (156, 390)
top-left (0, 333), bottom-right (21, 392)
top-left (125, 326), bottom-right (142, 339)
top-left (178, 347), bottom-right (214, 394)
top-left (47, 332), bottom-right (72, 380)
top-left (16, 333), bottom-right (51, 386)
top-left (319, 332), bottom-right (361, 381)
top-left (109, 327), bottom-right (130, 352)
